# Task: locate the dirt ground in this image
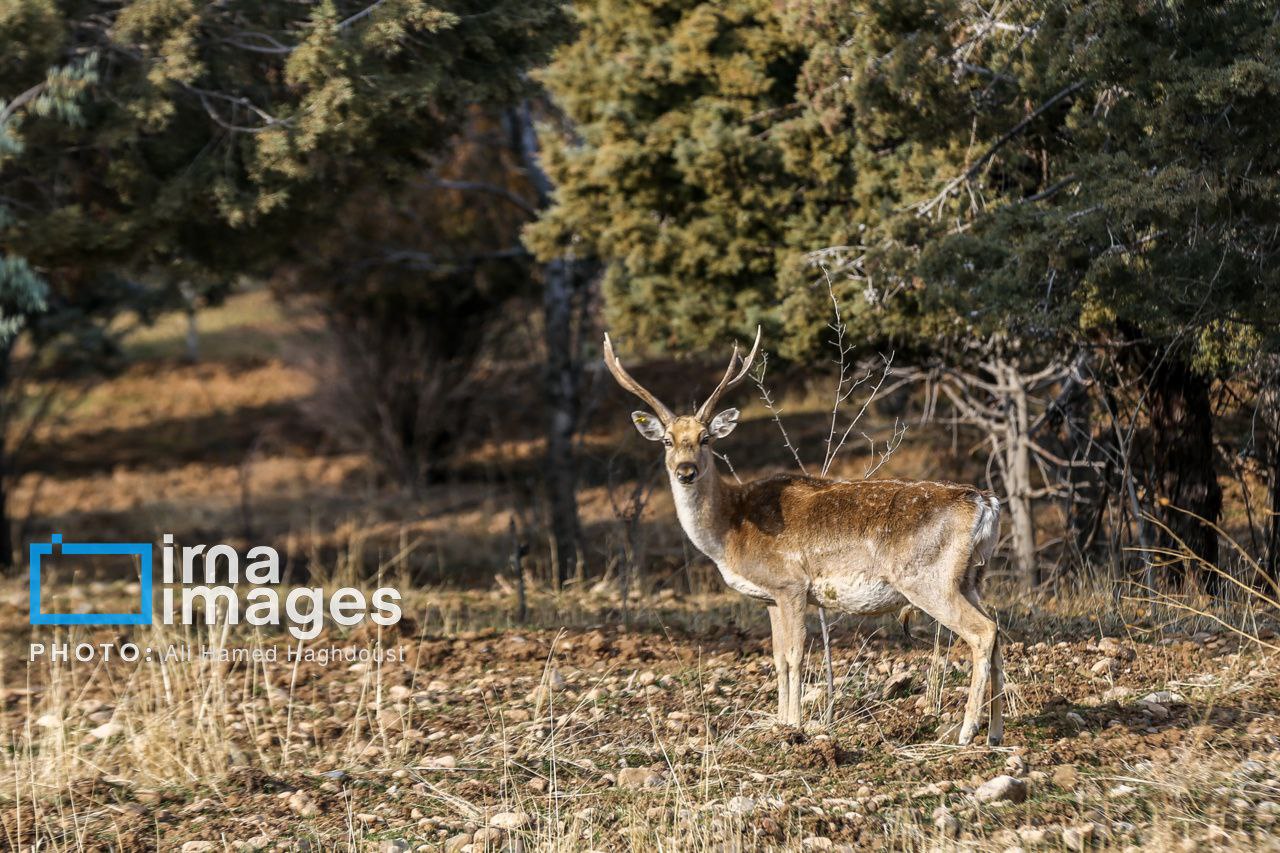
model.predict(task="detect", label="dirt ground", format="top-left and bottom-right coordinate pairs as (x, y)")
top-left (4, 590), bottom-right (1280, 851)
top-left (4, 291), bottom-right (1280, 851)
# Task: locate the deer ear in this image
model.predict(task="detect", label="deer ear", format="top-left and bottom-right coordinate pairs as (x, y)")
top-left (631, 411), bottom-right (666, 441)
top-left (708, 408), bottom-right (740, 439)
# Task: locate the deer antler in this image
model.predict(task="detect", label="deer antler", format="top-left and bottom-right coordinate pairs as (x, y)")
top-left (603, 333), bottom-right (676, 424)
top-left (695, 326), bottom-right (762, 422)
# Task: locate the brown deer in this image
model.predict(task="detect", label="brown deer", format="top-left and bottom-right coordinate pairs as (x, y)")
top-left (603, 328), bottom-right (1005, 745)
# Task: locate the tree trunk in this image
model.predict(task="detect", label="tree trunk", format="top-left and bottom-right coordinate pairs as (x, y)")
top-left (513, 101), bottom-right (586, 587)
top-left (0, 341), bottom-right (12, 572)
top-left (542, 256), bottom-right (583, 586)
top-left (1262, 378), bottom-right (1280, 583)
top-left (1147, 357), bottom-right (1222, 592)
top-left (996, 360), bottom-right (1037, 586)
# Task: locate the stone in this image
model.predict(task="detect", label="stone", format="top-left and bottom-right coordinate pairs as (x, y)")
top-left (490, 811), bottom-right (530, 830)
top-left (801, 838), bottom-right (834, 851)
top-left (1018, 827), bottom-right (1052, 845)
top-left (1004, 754), bottom-right (1027, 776)
top-left (1052, 765), bottom-right (1080, 789)
top-left (617, 767), bottom-right (664, 788)
top-left (428, 755), bottom-right (458, 769)
top-left (1063, 823), bottom-right (1096, 851)
top-left (444, 834), bottom-right (471, 853)
top-left (86, 721), bottom-right (123, 741)
top-left (181, 843), bottom-right (216, 853)
top-left (1141, 691), bottom-right (1184, 705)
top-left (726, 796), bottom-right (756, 816)
top-left (378, 842), bottom-right (411, 853)
top-left (1065, 711), bottom-right (1086, 729)
top-left (1091, 658), bottom-right (1118, 677)
top-left (1097, 637), bottom-right (1136, 661)
top-left (974, 775), bottom-right (1028, 804)
top-left (1102, 685), bottom-right (1136, 702)
top-left (287, 792), bottom-right (319, 818)
top-left (933, 806), bottom-right (959, 838)
top-left (473, 827), bottom-right (501, 845)
top-left (882, 671), bottom-right (915, 699)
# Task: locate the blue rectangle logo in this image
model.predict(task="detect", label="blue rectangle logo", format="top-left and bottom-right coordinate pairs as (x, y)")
top-left (29, 534), bottom-right (153, 626)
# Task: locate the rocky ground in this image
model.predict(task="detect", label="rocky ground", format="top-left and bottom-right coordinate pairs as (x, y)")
top-left (4, 591), bottom-right (1280, 851)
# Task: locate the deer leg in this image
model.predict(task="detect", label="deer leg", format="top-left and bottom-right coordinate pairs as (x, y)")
top-left (901, 581), bottom-right (997, 746)
top-left (964, 587), bottom-right (1004, 746)
top-left (774, 589), bottom-right (808, 727)
top-left (767, 604), bottom-right (788, 722)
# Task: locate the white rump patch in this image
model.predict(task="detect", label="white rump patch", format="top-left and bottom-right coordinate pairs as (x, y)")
top-left (971, 495), bottom-right (1001, 566)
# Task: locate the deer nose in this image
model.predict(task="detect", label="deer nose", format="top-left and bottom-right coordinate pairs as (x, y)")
top-left (674, 463), bottom-right (698, 484)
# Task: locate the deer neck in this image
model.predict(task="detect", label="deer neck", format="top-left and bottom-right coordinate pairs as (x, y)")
top-left (669, 466), bottom-right (733, 565)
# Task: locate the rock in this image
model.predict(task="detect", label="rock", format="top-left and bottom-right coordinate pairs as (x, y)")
top-left (355, 813), bottom-right (382, 825)
top-left (1102, 685), bottom-right (1136, 702)
top-left (1065, 711), bottom-right (1086, 729)
top-left (1063, 823), bottom-right (1096, 851)
top-left (490, 811), bottom-right (530, 830)
top-left (882, 671), bottom-right (915, 699)
top-left (1004, 754), bottom-right (1027, 776)
top-left (1109, 784), bottom-right (1137, 797)
top-left (181, 843), bottom-right (216, 853)
top-left (802, 685), bottom-right (827, 706)
top-left (444, 833), bottom-right (471, 853)
top-left (34, 713), bottom-right (61, 729)
top-left (617, 767), bottom-right (664, 788)
top-left (1141, 690), bottom-right (1184, 705)
top-left (86, 721), bottom-right (123, 741)
top-left (426, 679), bottom-right (449, 691)
top-left (1053, 764), bottom-right (1080, 789)
top-left (975, 775), bottom-right (1028, 804)
top-left (933, 806), bottom-right (959, 838)
top-left (378, 842), bottom-right (411, 853)
top-left (726, 796), bottom-right (756, 816)
top-left (1090, 658), bottom-right (1118, 677)
top-left (428, 755), bottom-right (458, 769)
top-left (1235, 760), bottom-right (1268, 781)
top-left (473, 827), bottom-right (502, 845)
top-left (1018, 827), bottom-right (1052, 845)
top-left (547, 669), bottom-right (567, 690)
top-left (321, 769), bottom-right (348, 782)
top-left (801, 838), bottom-right (834, 851)
top-left (287, 792), bottom-right (319, 818)
top-left (233, 836), bottom-right (272, 852)
top-left (1098, 637), bottom-right (1136, 661)
top-left (1257, 801), bottom-right (1280, 825)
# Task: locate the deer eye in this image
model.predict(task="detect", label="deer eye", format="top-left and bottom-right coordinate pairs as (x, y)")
top-left (700, 434), bottom-right (710, 445)
top-left (663, 437), bottom-right (673, 448)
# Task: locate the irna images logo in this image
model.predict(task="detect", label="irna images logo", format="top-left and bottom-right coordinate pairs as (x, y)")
top-left (28, 534), bottom-right (401, 638)
top-left (29, 534), bottom-right (153, 626)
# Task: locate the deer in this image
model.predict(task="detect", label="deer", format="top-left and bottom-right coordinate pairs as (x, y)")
top-left (603, 327), bottom-right (1005, 745)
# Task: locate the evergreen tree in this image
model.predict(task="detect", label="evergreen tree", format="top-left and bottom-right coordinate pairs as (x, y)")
top-left (0, 0), bottom-right (566, 568)
top-left (533, 0), bottom-right (1280, 584)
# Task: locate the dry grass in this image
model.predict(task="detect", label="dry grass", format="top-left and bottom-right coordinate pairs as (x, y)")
top-left (5, 570), bottom-right (1280, 851)
top-left (5, 291), bottom-right (1280, 850)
